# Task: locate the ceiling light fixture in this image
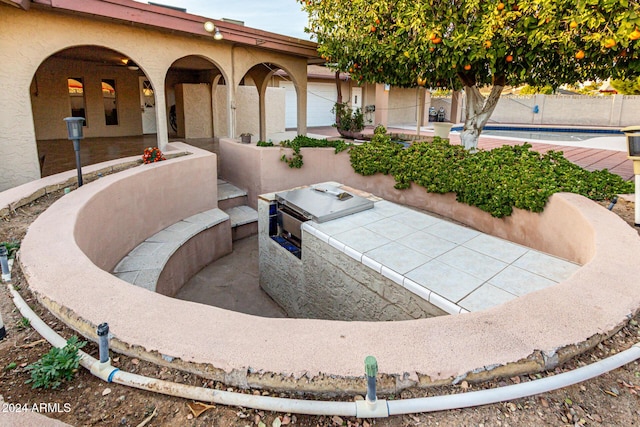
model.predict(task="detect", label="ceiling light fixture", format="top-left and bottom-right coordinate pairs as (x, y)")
top-left (126, 59), bottom-right (139, 71)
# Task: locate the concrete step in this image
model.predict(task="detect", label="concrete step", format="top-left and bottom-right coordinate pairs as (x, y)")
top-left (225, 205), bottom-right (258, 241)
top-left (218, 179), bottom-right (248, 211)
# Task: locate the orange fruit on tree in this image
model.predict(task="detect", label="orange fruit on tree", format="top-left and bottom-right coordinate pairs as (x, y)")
top-left (432, 37), bottom-right (442, 44)
top-left (569, 21), bottom-right (578, 29)
top-left (429, 32), bottom-right (437, 41)
top-left (429, 47), bottom-right (435, 52)
top-left (629, 29), bottom-right (640, 40)
top-left (575, 50), bottom-right (585, 59)
top-left (604, 38), bottom-right (616, 48)
top-left (497, 2), bottom-right (505, 10)
top-left (506, 54), bottom-right (514, 62)
top-left (463, 64), bottom-right (471, 70)
top-left (375, 18), bottom-right (380, 25)
top-left (371, 25), bottom-right (376, 32)
top-left (484, 40), bottom-right (492, 48)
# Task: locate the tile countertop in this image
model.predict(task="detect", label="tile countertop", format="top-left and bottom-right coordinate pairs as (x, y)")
top-left (301, 200), bottom-right (580, 314)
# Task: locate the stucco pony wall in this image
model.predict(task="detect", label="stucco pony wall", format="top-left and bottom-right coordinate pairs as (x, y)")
top-left (15, 142), bottom-right (640, 394)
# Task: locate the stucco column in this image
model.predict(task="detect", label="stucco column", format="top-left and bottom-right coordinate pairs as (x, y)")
top-left (258, 84), bottom-right (267, 142)
top-left (297, 80), bottom-right (308, 135)
top-left (0, 56), bottom-right (40, 190)
top-left (153, 81), bottom-right (169, 151)
top-left (450, 90), bottom-right (462, 124)
top-left (374, 83), bottom-right (389, 127)
top-left (416, 87), bottom-right (426, 135)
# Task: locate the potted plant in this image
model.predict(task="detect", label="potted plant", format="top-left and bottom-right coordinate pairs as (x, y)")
top-left (240, 133), bottom-right (252, 144)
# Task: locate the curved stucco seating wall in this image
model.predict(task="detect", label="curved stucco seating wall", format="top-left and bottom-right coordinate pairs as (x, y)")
top-left (17, 140), bottom-right (640, 394)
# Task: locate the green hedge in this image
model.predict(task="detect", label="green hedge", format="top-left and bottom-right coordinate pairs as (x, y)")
top-left (349, 135), bottom-right (634, 218)
top-left (280, 135), bottom-right (350, 168)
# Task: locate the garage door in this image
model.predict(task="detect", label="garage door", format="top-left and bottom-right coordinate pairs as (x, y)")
top-left (280, 81), bottom-right (337, 128)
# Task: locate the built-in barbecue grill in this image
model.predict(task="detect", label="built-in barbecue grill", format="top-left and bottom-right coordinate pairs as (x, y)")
top-left (270, 184), bottom-right (374, 257)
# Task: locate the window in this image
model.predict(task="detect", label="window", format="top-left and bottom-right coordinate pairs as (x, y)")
top-left (68, 77), bottom-right (86, 125)
top-left (102, 79), bottom-right (118, 126)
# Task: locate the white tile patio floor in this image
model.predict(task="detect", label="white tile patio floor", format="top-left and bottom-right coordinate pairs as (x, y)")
top-left (303, 199), bottom-right (581, 314)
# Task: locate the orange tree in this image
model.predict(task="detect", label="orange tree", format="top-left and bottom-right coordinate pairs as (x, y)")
top-left (300, 0), bottom-right (640, 150)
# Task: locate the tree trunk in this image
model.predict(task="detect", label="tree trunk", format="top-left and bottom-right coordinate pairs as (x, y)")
top-left (459, 74), bottom-right (505, 151)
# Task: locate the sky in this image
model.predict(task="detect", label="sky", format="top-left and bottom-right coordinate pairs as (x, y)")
top-left (140, 0), bottom-right (311, 40)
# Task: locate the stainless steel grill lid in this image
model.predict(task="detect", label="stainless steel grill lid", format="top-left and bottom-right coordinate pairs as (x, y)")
top-left (275, 184), bottom-right (373, 223)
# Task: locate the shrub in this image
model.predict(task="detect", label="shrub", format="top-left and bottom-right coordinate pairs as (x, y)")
top-left (332, 103), bottom-right (364, 132)
top-left (256, 140), bottom-right (274, 147)
top-left (280, 135), bottom-right (350, 168)
top-left (349, 137), bottom-right (634, 218)
top-left (26, 336), bottom-right (86, 389)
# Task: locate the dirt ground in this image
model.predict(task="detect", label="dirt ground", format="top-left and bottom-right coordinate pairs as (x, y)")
top-left (0, 192), bottom-right (639, 427)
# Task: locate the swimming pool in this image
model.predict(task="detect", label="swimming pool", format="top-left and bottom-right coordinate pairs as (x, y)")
top-left (450, 126), bottom-right (624, 142)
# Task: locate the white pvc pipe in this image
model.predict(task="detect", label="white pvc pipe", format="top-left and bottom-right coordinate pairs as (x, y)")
top-left (9, 282), bottom-right (640, 418)
top-left (388, 343), bottom-right (640, 415)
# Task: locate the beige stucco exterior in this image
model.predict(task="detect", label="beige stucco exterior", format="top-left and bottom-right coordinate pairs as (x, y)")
top-left (0, 3), bottom-right (314, 191)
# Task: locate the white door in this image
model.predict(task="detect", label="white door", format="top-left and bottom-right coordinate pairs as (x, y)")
top-left (351, 87), bottom-right (363, 110)
top-left (139, 77), bottom-right (157, 134)
top-left (280, 81), bottom-right (338, 128)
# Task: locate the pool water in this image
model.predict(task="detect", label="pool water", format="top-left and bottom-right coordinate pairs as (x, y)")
top-left (450, 126), bottom-right (623, 142)
top-left (480, 130), bottom-right (622, 142)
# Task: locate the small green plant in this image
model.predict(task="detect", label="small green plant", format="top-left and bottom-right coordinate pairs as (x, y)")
top-left (280, 135), bottom-right (350, 168)
top-left (5, 362), bottom-right (17, 371)
top-left (0, 241), bottom-right (20, 259)
top-left (26, 335), bottom-right (86, 389)
top-left (17, 317), bottom-right (30, 329)
top-left (256, 140), bottom-right (274, 147)
top-left (332, 102), bottom-right (364, 133)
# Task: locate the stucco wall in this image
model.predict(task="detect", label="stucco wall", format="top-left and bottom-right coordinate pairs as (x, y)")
top-left (176, 83), bottom-right (213, 138)
top-left (74, 148), bottom-right (219, 272)
top-left (219, 139), bottom-right (594, 264)
top-left (460, 94), bottom-right (640, 126)
top-left (156, 223), bottom-right (232, 297)
top-left (16, 142), bottom-right (640, 393)
top-left (0, 5), bottom-right (309, 191)
top-left (388, 87), bottom-right (419, 125)
top-left (235, 86), bottom-right (285, 138)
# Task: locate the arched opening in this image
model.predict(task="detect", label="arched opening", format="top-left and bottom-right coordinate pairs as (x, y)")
top-left (236, 62), bottom-right (297, 142)
top-left (165, 55), bottom-right (226, 143)
top-left (30, 45), bottom-right (156, 177)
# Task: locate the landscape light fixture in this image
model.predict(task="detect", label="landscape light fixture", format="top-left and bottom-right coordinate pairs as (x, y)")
top-left (621, 125), bottom-right (640, 226)
top-left (63, 117), bottom-right (85, 187)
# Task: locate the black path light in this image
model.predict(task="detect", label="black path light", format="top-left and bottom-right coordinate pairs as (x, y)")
top-left (63, 117), bottom-right (86, 187)
top-left (622, 126), bottom-right (640, 226)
